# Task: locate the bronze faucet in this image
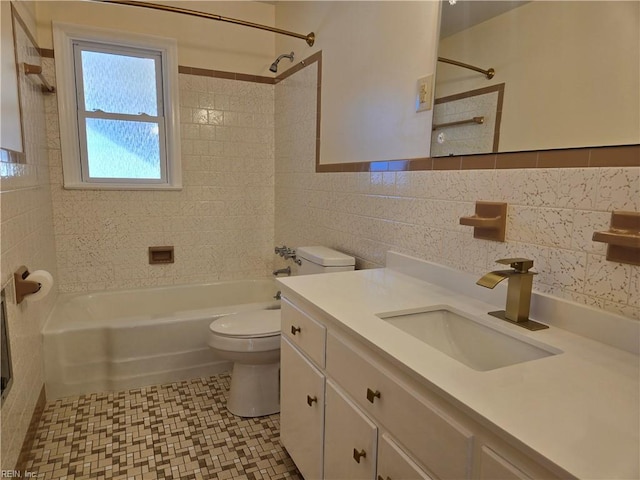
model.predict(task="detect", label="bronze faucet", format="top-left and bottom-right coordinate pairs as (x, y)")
top-left (477, 258), bottom-right (548, 331)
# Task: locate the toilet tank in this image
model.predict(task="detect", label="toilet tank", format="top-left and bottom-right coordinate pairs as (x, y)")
top-left (296, 246), bottom-right (355, 275)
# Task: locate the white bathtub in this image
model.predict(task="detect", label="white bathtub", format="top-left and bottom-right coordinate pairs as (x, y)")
top-left (43, 279), bottom-right (280, 400)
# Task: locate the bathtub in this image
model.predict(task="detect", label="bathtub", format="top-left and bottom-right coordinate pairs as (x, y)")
top-left (43, 279), bottom-right (280, 400)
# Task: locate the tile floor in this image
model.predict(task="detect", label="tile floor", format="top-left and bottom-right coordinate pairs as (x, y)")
top-left (24, 374), bottom-right (302, 479)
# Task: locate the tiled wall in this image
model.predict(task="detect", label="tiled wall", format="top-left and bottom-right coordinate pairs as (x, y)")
top-left (274, 63), bottom-right (640, 321)
top-left (0, 11), bottom-right (58, 469)
top-left (45, 62), bottom-right (276, 293)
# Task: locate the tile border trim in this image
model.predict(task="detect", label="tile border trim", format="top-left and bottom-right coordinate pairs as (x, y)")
top-left (178, 65), bottom-right (275, 84)
top-left (273, 51), bottom-right (323, 170)
top-left (312, 144), bottom-right (639, 173)
top-left (38, 49), bottom-right (277, 85)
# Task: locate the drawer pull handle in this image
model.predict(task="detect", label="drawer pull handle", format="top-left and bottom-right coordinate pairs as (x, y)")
top-left (353, 448), bottom-right (367, 463)
top-left (291, 325), bottom-right (301, 335)
top-left (366, 388), bottom-right (381, 403)
top-left (306, 395), bottom-right (317, 406)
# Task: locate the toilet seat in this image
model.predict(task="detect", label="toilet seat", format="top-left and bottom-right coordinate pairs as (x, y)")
top-left (209, 309), bottom-right (281, 338)
top-left (208, 309), bottom-right (281, 353)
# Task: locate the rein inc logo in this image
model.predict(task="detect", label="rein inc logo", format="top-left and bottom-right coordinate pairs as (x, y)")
top-left (0, 471), bottom-right (39, 478)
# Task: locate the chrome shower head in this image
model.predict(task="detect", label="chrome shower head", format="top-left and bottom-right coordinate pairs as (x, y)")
top-left (269, 52), bottom-right (294, 73)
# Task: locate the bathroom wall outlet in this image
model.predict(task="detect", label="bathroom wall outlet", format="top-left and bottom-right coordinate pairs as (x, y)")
top-left (416, 74), bottom-right (433, 112)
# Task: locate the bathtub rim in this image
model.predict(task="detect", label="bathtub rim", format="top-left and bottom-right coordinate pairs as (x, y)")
top-left (43, 277), bottom-right (280, 334)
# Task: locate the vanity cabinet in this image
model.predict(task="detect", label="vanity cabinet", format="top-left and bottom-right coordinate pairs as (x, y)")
top-left (281, 299), bottom-right (434, 480)
top-left (280, 297), bottom-right (561, 480)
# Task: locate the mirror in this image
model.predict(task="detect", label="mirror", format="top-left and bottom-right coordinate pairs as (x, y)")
top-left (0, 2), bottom-right (24, 155)
top-left (431, 1), bottom-right (639, 157)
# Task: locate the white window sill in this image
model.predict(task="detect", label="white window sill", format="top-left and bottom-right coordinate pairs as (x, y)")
top-left (63, 182), bottom-right (182, 191)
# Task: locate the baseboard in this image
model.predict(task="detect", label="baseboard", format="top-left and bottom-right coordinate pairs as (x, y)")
top-left (14, 386), bottom-right (46, 474)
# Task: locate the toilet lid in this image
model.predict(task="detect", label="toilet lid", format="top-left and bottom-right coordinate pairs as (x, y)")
top-left (209, 309), bottom-right (281, 338)
top-left (297, 246), bottom-right (355, 267)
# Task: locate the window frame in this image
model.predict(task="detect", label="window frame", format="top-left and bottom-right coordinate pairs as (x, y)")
top-left (53, 22), bottom-right (182, 190)
top-left (73, 41), bottom-right (168, 184)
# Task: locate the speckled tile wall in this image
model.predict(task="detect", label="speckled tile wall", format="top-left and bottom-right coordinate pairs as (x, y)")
top-left (0, 6), bottom-right (58, 470)
top-left (44, 61), bottom-right (276, 293)
top-left (274, 62), bottom-right (640, 320)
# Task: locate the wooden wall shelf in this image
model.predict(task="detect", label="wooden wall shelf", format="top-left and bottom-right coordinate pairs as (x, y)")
top-left (23, 63), bottom-right (55, 94)
top-left (592, 211), bottom-right (640, 265)
top-left (459, 201), bottom-right (507, 242)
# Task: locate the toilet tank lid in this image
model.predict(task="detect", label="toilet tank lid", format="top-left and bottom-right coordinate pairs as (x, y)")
top-left (210, 309), bottom-right (281, 337)
top-left (297, 246), bottom-right (355, 267)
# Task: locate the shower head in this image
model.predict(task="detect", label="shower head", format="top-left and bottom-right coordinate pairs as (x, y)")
top-left (269, 52), bottom-right (294, 73)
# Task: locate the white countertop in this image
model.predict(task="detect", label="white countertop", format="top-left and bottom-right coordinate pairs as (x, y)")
top-left (277, 254), bottom-right (640, 480)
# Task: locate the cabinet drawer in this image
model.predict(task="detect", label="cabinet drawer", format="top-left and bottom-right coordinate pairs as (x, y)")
top-left (280, 337), bottom-right (325, 480)
top-left (327, 332), bottom-right (474, 480)
top-left (281, 299), bottom-right (326, 367)
top-left (325, 380), bottom-right (378, 480)
top-left (377, 433), bottom-right (433, 480)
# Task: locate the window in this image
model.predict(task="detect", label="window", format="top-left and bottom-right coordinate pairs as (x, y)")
top-left (53, 23), bottom-right (181, 189)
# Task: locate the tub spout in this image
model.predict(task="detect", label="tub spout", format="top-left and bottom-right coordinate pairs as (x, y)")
top-left (273, 267), bottom-right (291, 276)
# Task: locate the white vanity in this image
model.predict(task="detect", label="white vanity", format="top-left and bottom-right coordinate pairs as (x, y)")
top-left (277, 252), bottom-right (639, 480)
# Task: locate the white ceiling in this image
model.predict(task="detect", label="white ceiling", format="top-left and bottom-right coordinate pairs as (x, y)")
top-left (260, 1), bottom-right (529, 39)
top-left (439, 1), bottom-right (529, 38)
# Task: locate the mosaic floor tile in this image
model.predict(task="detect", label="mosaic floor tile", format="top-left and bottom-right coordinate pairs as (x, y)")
top-left (24, 374), bottom-right (302, 480)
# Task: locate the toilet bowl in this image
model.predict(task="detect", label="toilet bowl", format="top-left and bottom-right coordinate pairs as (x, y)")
top-left (209, 246), bottom-right (355, 417)
top-left (208, 309), bottom-right (281, 417)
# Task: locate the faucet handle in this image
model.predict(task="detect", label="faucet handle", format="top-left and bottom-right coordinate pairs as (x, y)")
top-left (495, 258), bottom-right (534, 273)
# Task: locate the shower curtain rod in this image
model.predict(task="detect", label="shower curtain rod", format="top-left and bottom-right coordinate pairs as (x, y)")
top-left (438, 56), bottom-right (495, 79)
top-left (91, 0), bottom-right (316, 46)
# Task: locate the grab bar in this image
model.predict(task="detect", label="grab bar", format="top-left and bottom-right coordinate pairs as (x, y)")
top-left (433, 116), bottom-right (484, 131)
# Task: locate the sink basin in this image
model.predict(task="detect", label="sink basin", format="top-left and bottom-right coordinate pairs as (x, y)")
top-left (377, 306), bottom-right (560, 371)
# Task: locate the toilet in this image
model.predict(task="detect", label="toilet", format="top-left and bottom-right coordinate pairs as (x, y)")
top-left (208, 246), bottom-right (355, 417)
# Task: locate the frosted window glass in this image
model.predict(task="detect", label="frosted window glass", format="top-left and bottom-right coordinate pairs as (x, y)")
top-left (81, 51), bottom-right (158, 115)
top-left (85, 118), bottom-right (161, 179)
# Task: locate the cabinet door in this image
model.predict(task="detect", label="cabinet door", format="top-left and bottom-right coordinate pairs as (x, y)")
top-left (324, 380), bottom-right (378, 480)
top-left (280, 337), bottom-right (325, 480)
top-left (479, 446), bottom-right (533, 480)
top-left (377, 433), bottom-right (433, 480)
